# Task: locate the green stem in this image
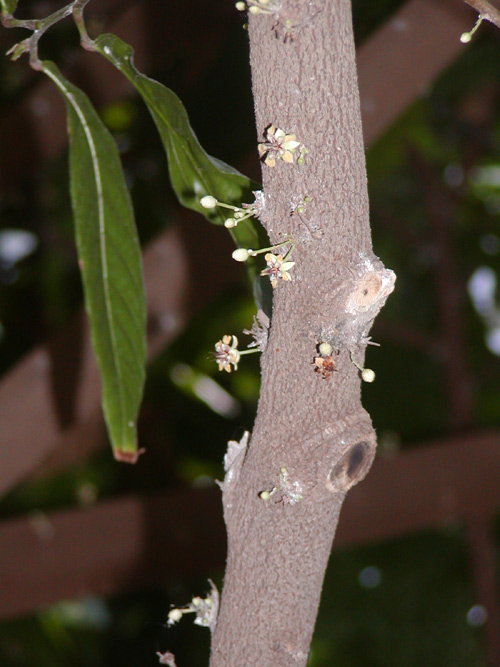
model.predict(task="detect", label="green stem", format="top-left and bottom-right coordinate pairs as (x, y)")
top-left (251, 235), bottom-right (294, 257)
top-left (73, 0), bottom-right (93, 49)
top-left (239, 348), bottom-right (261, 356)
top-left (349, 351), bottom-right (363, 371)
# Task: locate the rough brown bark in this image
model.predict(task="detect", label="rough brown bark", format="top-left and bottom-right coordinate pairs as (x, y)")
top-left (210, 1), bottom-right (394, 665)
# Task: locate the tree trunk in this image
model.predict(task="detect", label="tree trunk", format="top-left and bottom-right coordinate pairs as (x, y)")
top-left (210, 1), bottom-right (395, 664)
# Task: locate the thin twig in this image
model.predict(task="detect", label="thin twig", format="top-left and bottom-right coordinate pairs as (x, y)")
top-left (1, 0), bottom-right (92, 69)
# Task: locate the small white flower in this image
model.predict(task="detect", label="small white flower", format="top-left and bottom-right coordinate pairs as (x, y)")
top-left (261, 252), bottom-right (295, 287)
top-left (258, 125), bottom-right (305, 167)
top-left (214, 335), bottom-right (241, 372)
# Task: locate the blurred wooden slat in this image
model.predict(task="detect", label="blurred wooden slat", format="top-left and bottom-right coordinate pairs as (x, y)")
top-left (335, 430), bottom-right (500, 547)
top-left (0, 487), bottom-right (226, 619)
top-left (0, 430), bottom-right (498, 620)
top-left (358, 0), bottom-right (475, 144)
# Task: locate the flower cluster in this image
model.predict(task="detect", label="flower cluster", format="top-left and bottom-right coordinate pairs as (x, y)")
top-left (259, 467), bottom-right (303, 506)
top-left (291, 195), bottom-right (311, 216)
top-left (200, 195), bottom-right (258, 229)
top-left (258, 125), bottom-right (307, 167)
top-left (167, 581), bottom-right (219, 631)
top-left (313, 341), bottom-right (338, 380)
top-left (231, 234), bottom-right (296, 288)
top-left (200, 194), bottom-right (296, 287)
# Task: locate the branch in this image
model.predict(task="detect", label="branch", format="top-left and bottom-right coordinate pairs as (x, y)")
top-left (210, 1), bottom-right (395, 664)
top-left (1, 0), bottom-right (90, 69)
top-left (461, 0), bottom-right (500, 31)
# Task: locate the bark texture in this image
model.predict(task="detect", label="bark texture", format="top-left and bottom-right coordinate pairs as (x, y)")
top-left (210, 1), bottom-right (395, 665)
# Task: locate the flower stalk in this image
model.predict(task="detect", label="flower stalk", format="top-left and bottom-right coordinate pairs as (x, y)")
top-left (200, 195), bottom-right (258, 229)
top-left (350, 351), bottom-right (376, 383)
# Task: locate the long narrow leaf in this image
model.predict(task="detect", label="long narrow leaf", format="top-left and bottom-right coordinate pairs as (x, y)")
top-left (93, 33), bottom-right (271, 312)
top-left (42, 61), bottom-right (147, 461)
top-left (94, 35), bottom-right (258, 231)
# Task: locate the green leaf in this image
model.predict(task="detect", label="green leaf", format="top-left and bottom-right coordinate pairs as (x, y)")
top-left (93, 33), bottom-right (271, 311)
top-left (0, 0), bottom-right (18, 14)
top-left (42, 61), bottom-right (147, 461)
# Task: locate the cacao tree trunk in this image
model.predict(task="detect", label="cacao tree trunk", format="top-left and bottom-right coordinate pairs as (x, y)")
top-left (210, 1), bottom-right (395, 664)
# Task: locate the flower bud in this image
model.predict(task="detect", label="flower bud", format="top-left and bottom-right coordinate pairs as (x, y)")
top-left (232, 248), bottom-right (251, 262)
top-left (224, 218), bottom-right (237, 228)
top-left (319, 342), bottom-right (332, 356)
top-left (361, 368), bottom-right (375, 383)
top-left (200, 195), bottom-right (217, 209)
top-left (168, 609), bottom-right (183, 623)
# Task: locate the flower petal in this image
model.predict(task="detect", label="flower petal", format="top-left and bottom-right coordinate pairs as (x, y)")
top-left (283, 140), bottom-right (300, 150)
top-left (281, 261), bottom-right (295, 271)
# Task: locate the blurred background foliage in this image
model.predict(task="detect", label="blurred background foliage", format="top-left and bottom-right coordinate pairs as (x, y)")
top-left (0, 0), bottom-right (499, 664)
